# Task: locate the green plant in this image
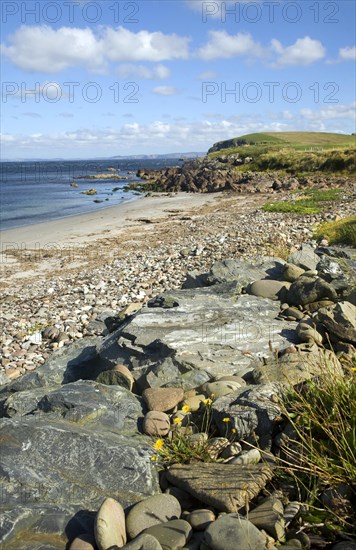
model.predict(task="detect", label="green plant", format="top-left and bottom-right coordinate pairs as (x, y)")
top-left (262, 187), bottom-right (344, 215)
top-left (314, 216), bottom-right (356, 247)
top-left (151, 397), bottom-right (236, 466)
top-left (276, 357), bottom-right (356, 530)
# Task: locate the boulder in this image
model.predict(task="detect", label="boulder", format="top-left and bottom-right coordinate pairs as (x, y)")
top-left (287, 276), bottom-right (337, 306)
top-left (126, 494), bottom-right (181, 539)
top-left (247, 280), bottom-right (290, 301)
top-left (288, 243), bottom-right (319, 271)
top-left (201, 514), bottom-right (268, 550)
top-left (316, 301), bottom-right (356, 344)
top-left (165, 463), bottom-right (273, 513)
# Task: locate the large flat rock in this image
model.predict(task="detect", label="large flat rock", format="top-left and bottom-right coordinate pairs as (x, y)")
top-left (165, 463), bottom-right (273, 513)
top-left (0, 416), bottom-right (160, 530)
top-left (108, 287), bottom-right (297, 379)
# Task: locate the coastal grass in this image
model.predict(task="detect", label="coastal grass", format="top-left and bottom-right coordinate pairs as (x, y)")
top-left (262, 187), bottom-right (344, 215)
top-left (208, 132), bottom-right (356, 175)
top-left (277, 355), bottom-right (356, 530)
top-left (314, 216), bottom-right (356, 247)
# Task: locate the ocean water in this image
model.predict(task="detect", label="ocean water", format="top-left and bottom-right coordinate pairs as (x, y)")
top-left (0, 159), bottom-right (181, 230)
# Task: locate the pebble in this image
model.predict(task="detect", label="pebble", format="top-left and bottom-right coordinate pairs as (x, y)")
top-left (186, 509), bottom-right (215, 531)
top-left (226, 448), bottom-right (261, 465)
top-left (143, 519), bottom-right (192, 549)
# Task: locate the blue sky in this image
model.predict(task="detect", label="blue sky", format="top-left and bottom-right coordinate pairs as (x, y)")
top-left (1, 0), bottom-right (355, 158)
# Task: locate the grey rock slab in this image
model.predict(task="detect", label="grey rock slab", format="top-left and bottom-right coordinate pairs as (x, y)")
top-left (165, 463), bottom-right (273, 513)
top-left (205, 257), bottom-right (286, 287)
top-left (288, 243), bottom-right (319, 271)
top-left (1, 381), bottom-right (143, 436)
top-left (251, 349), bottom-right (342, 386)
top-left (114, 288), bottom-right (297, 379)
top-left (212, 384), bottom-right (282, 443)
top-left (0, 503), bottom-right (94, 549)
top-left (201, 514), bottom-right (268, 550)
top-left (316, 301), bottom-right (356, 344)
top-left (126, 494), bottom-right (181, 539)
top-left (143, 519), bottom-right (192, 550)
top-left (0, 416), bottom-right (160, 513)
top-left (0, 336), bottom-right (102, 397)
top-left (143, 356), bottom-right (211, 391)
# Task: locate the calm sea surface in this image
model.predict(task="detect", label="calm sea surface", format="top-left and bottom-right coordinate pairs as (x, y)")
top-left (0, 159), bottom-right (182, 230)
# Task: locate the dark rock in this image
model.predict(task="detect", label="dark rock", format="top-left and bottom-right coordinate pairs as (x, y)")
top-left (316, 301), bottom-right (356, 344)
top-left (248, 496), bottom-right (285, 541)
top-left (287, 276), bottom-right (337, 306)
top-left (96, 369), bottom-right (132, 390)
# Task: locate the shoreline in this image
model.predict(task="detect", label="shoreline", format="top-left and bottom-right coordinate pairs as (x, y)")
top-left (0, 192), bottom-right (219, 250)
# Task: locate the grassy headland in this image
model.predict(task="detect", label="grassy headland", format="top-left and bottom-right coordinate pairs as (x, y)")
top-left (208, 131), bottom-right (356, 175)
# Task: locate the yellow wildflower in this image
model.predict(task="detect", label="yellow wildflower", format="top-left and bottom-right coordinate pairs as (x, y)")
top-left (210, 393), bottom-right (215, 398)
top-left (150, 454), bottom-right (157, 461)
top-left (231, 428), bottom-right (236, 434)
top-left (203, 398), bottom-right (212, 406)
top-left (154, 439), bottom-right (164, 450)
top-left (222, 417), bottom-right (230, 423)
top-left (173, 417), bottom-right (182, 424)
top-left (182, 405), bottom-right (190, 413)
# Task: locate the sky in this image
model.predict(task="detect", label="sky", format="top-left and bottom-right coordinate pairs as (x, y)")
top-left (1, 0), bottom-right (355, 159)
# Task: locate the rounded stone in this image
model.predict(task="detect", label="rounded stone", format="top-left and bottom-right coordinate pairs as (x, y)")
top-left (202, 515), bottom-right (267, 550)
top-left (69, 533), bottom-right (96, 550)
top-left (200, 381), bottom-right (242, 399)
top-left (143, 519), bottom-right (192, 549)
top-left (182, 394), bottom-right (206, 412)
top-left (143, 411), bottom-right (170, 437)
top-left (283, 263), bottom-right (305, 282)
top-left (112, 364), bottom-right (135, 391)
top-left (121, 533), bottom-right (163, 549)
top-left (142, 387), bottom-right (184, 412)
top-left (248, 280), bottom-right (290, 301)
top-left (186, 509), bottom-right (215, 531)
top-left (94, 497), bottom-right (126, 550)
top-left (126, 494), bottom-right (181, 539)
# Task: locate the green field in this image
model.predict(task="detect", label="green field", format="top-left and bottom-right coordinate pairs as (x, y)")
top-left (208, 132), bottom-right (356, 175)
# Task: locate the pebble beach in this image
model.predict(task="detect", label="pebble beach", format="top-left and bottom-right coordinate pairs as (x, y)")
top-left (1, 188), bottom-right (354, 383)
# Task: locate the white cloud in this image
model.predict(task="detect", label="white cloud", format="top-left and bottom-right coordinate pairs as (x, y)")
top-left (271, 36), bottom-right (325, 67)
top-left (339, 46), bottom-right (356, 61)
top-left (1, 26), bottom-right (106, 73)
top-left (1, 25), bottom-right (190, 73)
top-left (2, 105), bottom-right (354, 158)
top-left (117, 64), bottom-right (170, 80)
top-left (197, 31), bottom-right (263, 60)
top-left (153, 86), bottom-right (178, 96)
top-left (300, 103), bottom-right (356, 121)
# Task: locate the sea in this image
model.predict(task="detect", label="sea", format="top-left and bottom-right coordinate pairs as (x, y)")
top-left (0, 158), bottom-right (183, 231)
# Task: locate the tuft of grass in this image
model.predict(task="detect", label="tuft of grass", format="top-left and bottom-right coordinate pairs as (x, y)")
top-left (262, 201), bottom-right (321, 214)
top-left (277, 356), bottom-right (356, 530)
top-left (314, 216), bottom-right (356, 247)
top-left (262, 187), bottom-right (344, 215)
